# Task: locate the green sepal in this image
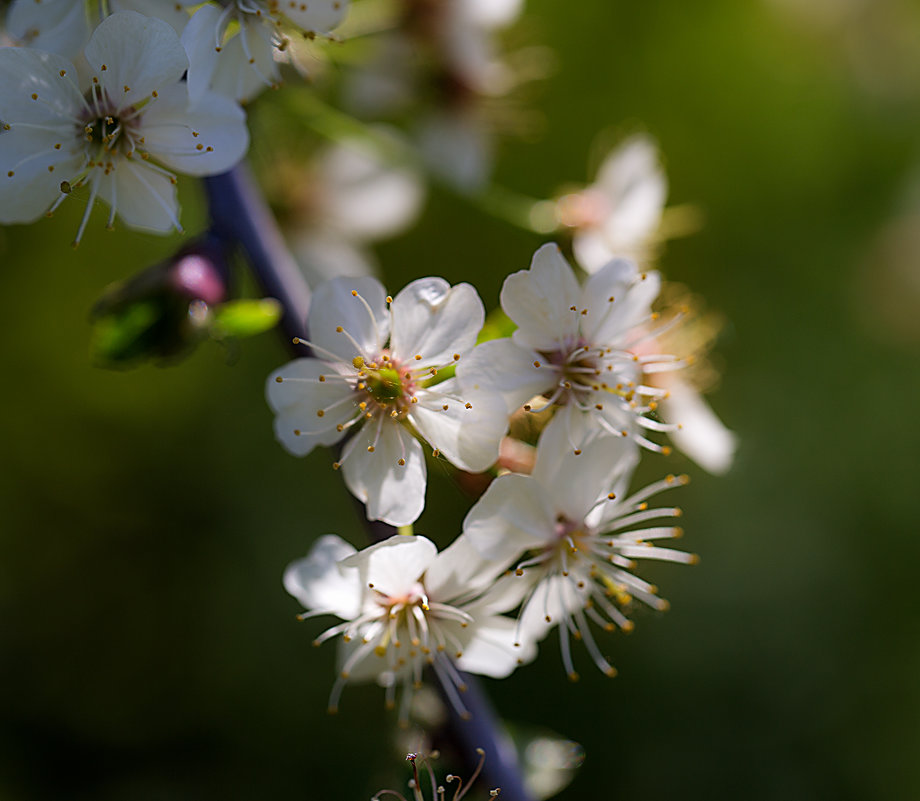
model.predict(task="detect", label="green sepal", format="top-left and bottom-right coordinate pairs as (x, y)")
top-left (210, 299), bottom-right (282, 339)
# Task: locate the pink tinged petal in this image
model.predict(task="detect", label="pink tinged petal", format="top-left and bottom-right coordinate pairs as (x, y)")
top-left (283, 534), bottom-right (361, 619)
top-left (457, 615), bottom-right (536, 679)
top-left (533, 415), bottom-right (638, 523)
top-left (85, 11), bottom-right (188, 111)
top-left (462, 474), bottom-right (555, 564)
top-left (0, 127), bottom-right (83, 223)
top-left (409, 383), bottom-right (505, 472)
top-left (502, 243), bottom-right (581, 351)
top-left (266, 358), bottom-right (356, 455)
top-left (661, 380), bottom-right (737, 474)
top-left (0, 47), bottom-right (83, 125)
top-left (308, 276), bottom-right (388, 363)
top-left (94, 160), bottom-right (180, 233)
top-left (137, 83), bottom-right (248, 177)
top-left (340, 535), bottom-right (437, 599)
top-left (6, 0), bottom-right (90, 60)
top-left (281, 0), bottom-right (350, 34)
top-left (455, 338), bottom-right (551, 413)
top-left (341, 421), bottom-right (426, 527)
top-left (390, 279), bottom-right (484, 366)
top-left (209, 17), bottom-right (278, 104)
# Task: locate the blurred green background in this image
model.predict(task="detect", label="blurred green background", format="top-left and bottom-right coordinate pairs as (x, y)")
top-left (3, 0), bottom-right (920, 798)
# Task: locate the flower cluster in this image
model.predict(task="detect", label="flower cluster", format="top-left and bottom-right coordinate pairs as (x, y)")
top-left (274, 239), bottom-right (731, 717)
top-left (1, 0), bottom-right (736, 758)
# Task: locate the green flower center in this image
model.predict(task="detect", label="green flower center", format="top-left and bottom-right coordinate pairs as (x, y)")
top-left (365, 366), bottom-right (404, 404)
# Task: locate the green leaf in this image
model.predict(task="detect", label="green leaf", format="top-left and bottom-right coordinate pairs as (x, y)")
top-left (210, 299), bottom-right (282, 339)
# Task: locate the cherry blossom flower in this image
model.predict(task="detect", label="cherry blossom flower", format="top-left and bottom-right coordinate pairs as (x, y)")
top-left (558, 134), bottom-right (668, 273)
top-left (462, 421), bottom-right (696, 680)
top-left (182, 0), bottom-right (349, 104)
top-left (456, 243), bottom-right (686, 455)
top-left (266, 276), bottom-right (507, 526)
top-left (284, 533), bottom-right (533, 721)
top-left (0, 11), bottom-right (249, 242)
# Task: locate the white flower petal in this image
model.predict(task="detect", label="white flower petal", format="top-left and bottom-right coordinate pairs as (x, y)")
top-left (455, 338), bottom-right (550, 412)
top-left (462, 473), bottom-right (554, 564)
top-left (424, 533), bottom-right (506, 600)
top-left (267, 358), bottom-right (356, 456)
top-left (94, 160), bottom-right (180, 233)
top-left (209, 16), bottom-right (278, 103)
top-left (85, 12), bottom-right (188, 111)
top-left (283, 534), bottom-right (361, 619)
top-left (582, 262), bottom-right (661, 345)
top-left (282, 0), bottom-right (350, 34)
top-left (138, 83), bottom-right (248, 176)
top-left (390, 279), bottom-right (484, 366)
top-left (533, 414), bottom-right (637, 522)
top-left (341, 421), bottom-right (426, 526)
top-left (6, 0), bottom-right (90, 59)
top-left (0, 127), bottom-right (82, 223)
top-left (503, 243), bottom-right (582, 351)
top-left (340, 535), bottom-right (437, 599)
top-left (0, 46), bottom-right (83, 125)
top-left (181, 4), bottom-right (222, 106)
top-left (661, 380), bottom-right (737, 474)
top-left (112, 0), bottom-right (193, 34)
top-left (409, 382), bottom-right (505, 472)
top-left (457, 614), bottom-right (535, 679)
top-left (308, 276), bottom-right (388, 362)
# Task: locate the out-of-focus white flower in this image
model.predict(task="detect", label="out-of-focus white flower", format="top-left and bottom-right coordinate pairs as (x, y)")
top-left (266, 276), bottom-right (506, 526)
top-left (558, 135), bottom-right (667, 273)
top-left (342, 0), bottom-right (528, 193)
top-left (659, 379), bottom-right (736, 475)
top-left (0, 11), bottom-right (249, 242)
top-left (284, 533), bottom-right (533, 721)
top-left (462, 421), bottom-right (695, 680)
top-left (457, 243), bottom-right (685, 455)
top-left (290, 136), bottom-right (425, 286)
top-left (3, 0), bottom-right (194, 60)
top-left (182, 0), bottom-right (349, 103)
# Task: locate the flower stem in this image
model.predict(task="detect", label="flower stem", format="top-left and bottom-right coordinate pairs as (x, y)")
top-left (441, 672), bottom-right (535, 801)
top-left (203, 164), bottom-right (534, 801)
top-left (203, 166), bottom-right (311, 355)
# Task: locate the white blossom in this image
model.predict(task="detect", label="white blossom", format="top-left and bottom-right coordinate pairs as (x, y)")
top-left (284, 533), bottom-right (533, 721)
top-left (182, 0), bottom-right (349, 104)
top-left (559, 134), bottom-right (667, 273)
top-left (457, 243), bottom-right (686, 455)
top-left (0, 11), bottom-right (249, 242)
top-left (462, 420), bottom-right (696, 680)
top-left (266, 276), bottom-right (507, 527)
